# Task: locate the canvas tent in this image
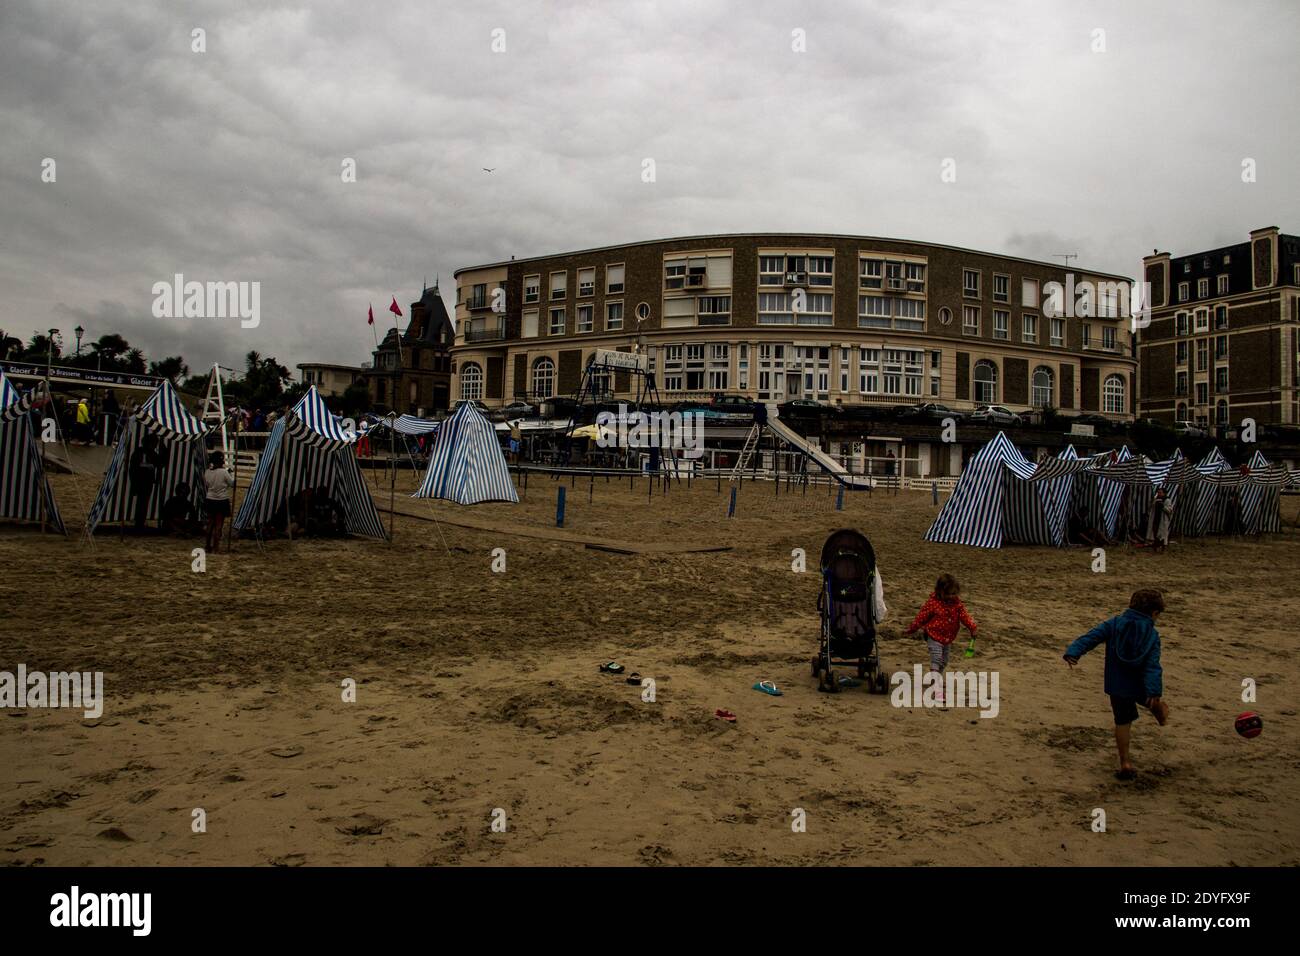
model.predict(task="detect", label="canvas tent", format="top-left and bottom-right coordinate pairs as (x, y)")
top-left (925, 432), bottom-right (1063, 548)
top-left (233, 386), bottom-right (387, 539)
top-left (0, 372), bottom-right (65, 534)
top-left (413, 400), bottom-right (518, 505)
top-left (86, 379), bottom-right (205, 534)
top-left (1238, 450), bottom-right (1284, 534)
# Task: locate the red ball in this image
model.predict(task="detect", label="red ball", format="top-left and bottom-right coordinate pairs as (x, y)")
top-left (1235, 712), bottom-right (1263, 738)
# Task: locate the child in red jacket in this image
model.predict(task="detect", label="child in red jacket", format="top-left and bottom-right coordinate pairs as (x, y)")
top-left (906, 574), bottom-right (977, 703)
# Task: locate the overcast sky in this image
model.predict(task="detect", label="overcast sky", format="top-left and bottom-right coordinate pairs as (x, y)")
top-left (2, 0), bottom-right (1297, 375)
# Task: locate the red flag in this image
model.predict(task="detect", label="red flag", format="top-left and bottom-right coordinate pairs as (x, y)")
top-left (367, 304), bottom-right (374, 326)
top-left (389, 296), bottom-right (403, 318)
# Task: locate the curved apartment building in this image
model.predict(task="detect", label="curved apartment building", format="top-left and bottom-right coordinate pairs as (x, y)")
top-left (450, 233), bottom-right (1137, 418)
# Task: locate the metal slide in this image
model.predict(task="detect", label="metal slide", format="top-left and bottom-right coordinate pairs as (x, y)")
top-left (763, 403), bottom-right (875, 489)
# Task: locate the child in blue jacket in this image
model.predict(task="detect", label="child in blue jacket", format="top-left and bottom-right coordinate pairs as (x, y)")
top-left (1063, 589), bottom-right (1170, 780)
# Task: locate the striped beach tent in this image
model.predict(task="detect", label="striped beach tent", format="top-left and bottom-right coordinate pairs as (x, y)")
top-left (925, 432), bottom-right (1056, 548)
top-left (413, 401), bottom-right (518, 506)
top-left (233, 386), bottom-right (386, 539)
top-left (1239, 450), bottom-right (1283, 534)
top-left (1092, 446), bottom-right (1132, 539)
top-left (86, 379), bottom-right (205, 534)
top-left (1175, 447), bottom-right (1232, 536)
top-left (0, 372), bottom-right (65, 533)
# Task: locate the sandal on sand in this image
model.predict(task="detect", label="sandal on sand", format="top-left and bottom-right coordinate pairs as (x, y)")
top-left (714, 709), bottom-right (737, 722)
top-left (753, 680), bottom-right (783, 696)
top-left (625, 673), bottom-right (642, 685)
top-left (1115, 768), bottom-right (1137, 781)
top-left (599, 662), bottom-right (625, 674)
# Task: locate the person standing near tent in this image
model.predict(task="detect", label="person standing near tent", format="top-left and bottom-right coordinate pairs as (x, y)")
top-left (128, 432), bottom-right (163, 531)
top-left (203, 450), bottom-right (234, 551)
top-left (1063, 589), bottom-right (1169, 781)
top-left (75, 398), bottom-right (90, 444)
top-left (1145, 488), bottom-right (1174, 551)
top-left (102, 390), bottom-right (120, 445)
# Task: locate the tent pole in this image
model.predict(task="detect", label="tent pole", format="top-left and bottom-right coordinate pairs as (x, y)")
top-left (225, 411), bottom-right (239, 553)
top-left (388, 417), bottom-right (396, 542)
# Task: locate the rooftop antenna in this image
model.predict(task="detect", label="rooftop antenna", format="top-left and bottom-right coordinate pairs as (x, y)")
top-left (1054, 253), bottom-right (1078, 268)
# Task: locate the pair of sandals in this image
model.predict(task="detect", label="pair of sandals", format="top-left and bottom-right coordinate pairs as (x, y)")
top-left (600, 662), bottom-right (642, 685)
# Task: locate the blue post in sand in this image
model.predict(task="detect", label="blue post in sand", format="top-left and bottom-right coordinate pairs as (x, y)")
top-left (556, 486), bottom-right (566, 527)
top-left (835, 485), bottom-right (844, 511)
top-left (932, 480), bottom-right (938, 505)
top-left (727, 486), bottom-right (736, 518)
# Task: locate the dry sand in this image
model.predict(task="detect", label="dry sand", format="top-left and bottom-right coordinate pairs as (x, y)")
top-left (1, 468), bottom-right (1297, 866)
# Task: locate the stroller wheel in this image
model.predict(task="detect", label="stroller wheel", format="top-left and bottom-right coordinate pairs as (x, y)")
top-left (811, 656), bottom-right (821, 678)
top-left (817, 667), bottom-right (839, 693)
top-left (857, 661), bottom-right (867, 680)
top-left (875, 670), bottom-right (889, 694)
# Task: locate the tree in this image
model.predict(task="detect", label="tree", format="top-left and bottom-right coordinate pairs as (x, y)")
top-left (149, 356), bottom-right (189, 384)
top-left (224, 350), bottom-right (292, 410)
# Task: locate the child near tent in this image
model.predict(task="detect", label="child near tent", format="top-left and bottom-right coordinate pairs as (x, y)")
top-left (1063, 589), bottom-right (1169, 781)
top-left (905, 574), bottom-right (977, 704)
top-left (203, 451), bottom-right (235, 552)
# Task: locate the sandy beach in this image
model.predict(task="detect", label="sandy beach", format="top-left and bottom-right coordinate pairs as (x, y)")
top-left (2, 469), bottom-right (1297, 866)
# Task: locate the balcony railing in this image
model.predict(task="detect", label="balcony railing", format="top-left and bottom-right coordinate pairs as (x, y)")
top-left (464, 322), bottom-right (505, 343)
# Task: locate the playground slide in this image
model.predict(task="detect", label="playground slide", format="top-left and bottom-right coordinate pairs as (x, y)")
top-left (763, 404), bottom-right (875, 489)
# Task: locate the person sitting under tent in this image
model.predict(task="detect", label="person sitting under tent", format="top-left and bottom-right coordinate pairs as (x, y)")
top-left (128, 432), bottom-right (164, 532)
top-left (160, 482), bottom-right (200, 536)
top-left (1144, 488), bottom-right (1174, 552)
top-left (1067, 505), bottom-right (1108, 548)
top-left (307, 485), bottom-right (346, 537)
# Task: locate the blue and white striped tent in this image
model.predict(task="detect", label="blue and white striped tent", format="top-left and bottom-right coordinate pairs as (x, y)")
top-left (1175, 447), bottom-right (1232, 536)
top-left (86, 379), bottom-right (206, 534)
top-left (413, 401), bottom-right (518, 506)
top-left (1091, 445), bottom-right (1132, 539)
top-left (233, 386), bottom-right (387, 539)
top-left (925, 432), bottom-right (1059, 548)
top-left (1239, 450), bottom-right (1283, 534)
top-left (0, 372), bottom-right (65, 534)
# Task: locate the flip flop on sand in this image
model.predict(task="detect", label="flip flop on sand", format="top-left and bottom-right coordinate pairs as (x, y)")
top-left (752, 680), bottom-right (783, 696)
top-left (599, 662), bottom-right (625, 674)
top-left (625, 673), bottom-right (642, 685)
top-left (714, 709), bottom-right (737, 722)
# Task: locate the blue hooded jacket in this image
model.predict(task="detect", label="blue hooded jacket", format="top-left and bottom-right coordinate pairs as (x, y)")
top-left (1064, 608), bottom-right (1163, 700)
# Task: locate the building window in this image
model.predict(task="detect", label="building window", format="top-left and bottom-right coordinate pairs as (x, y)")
top-left (1102, 326), bottom-right (1116, 351)
top-left (578, 268), bottom-right (595, 297)
top-left (1196, 339), bottom-right (1208, 372)
top-left (858, 295), bottom-right (891, 328)
top-left (1178, 282), bottom-right (1189, 302)
top-left (1196, 381), bottom-right (1209, 405)
top-left (524, 275), bottom-right (540, 304)
top-left (1197, 278), bottom-right (1209, 298)
top-left (1214, 305), bottom-right (1228, 329)
top-left (762, 256), bottom-right (788, 286)
top-left (1215, 366), bottom-right (1228, 394)
top-left (808, 255), bottom-right (834, 286)
top-left (963, 269), bottom-right (980, 298)
top-left (1217, 274), bottom-right (1229, 295)
top-left (858, 258), bottom-right (883, 289)
top-left (1175, 371), bottom-right (1187, 396)
top-left (1103, 374), bottom-right (1126, 414)
top-left (606, 301), bottom-right (623, 331)
top-left (698, 295), bottom-right (732, 325)
top-left (1032, 366), bottom-right (1053, 407)
top-left (894, 298), bottom-right (925, 330)
top-left (1215, 334), bottom-right (1228, 360)
top-left (1216, 399), bottom-right (1229, 426)
top-left (1194, 309), bottom-right (1209, 333)
top-left (460, 362), bottom-right (483, 401)
top-left (963, 305), bottom-right (980, 335)
top-left (1022, 313), bottom-right (1038, 343)
top-left (550, 272), bottom-right (567, 300)
top-left (606, 263), bottom-right (625, 294)
top-left (1022, 278), bottom-right (1039, 307)
top-left (973, 360), bottom-right (998, 404)
top-left (1177, 401), bottom-right (1188, 420)
top-left (549, 308), bottom-right (566, 335)
top-left (577, 304), bottom-right (593, 333)
top-left (1176, 341), bottom-right (1187, 365)
top-left (531, 358), bottom-right (555, 399)
top-left (993, 274), bottom-right (1009, 302)
top-left (1082, 323), bottom-right (1091, 348)
top-left (1050, 317), bottom-right (1065, 347)
top-left (905, 261), bottom-right (927, 293)
top-left (993, 309), bottom-right (1009, 340)
top-left (1175, 312), bottom-right (1188, 336)
top-left (522, 310), bottom-right (539, 338)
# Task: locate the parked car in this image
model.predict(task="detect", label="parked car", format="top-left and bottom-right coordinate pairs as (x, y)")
top-left (1067, 413), bottom-right (1112, 433)
top-left (1174, 420), bottom-right (1207, 438)
top-left (455, 399), bottom-right (492, 415)
top-left (496, 400), bottom-right (536, 420)
top-left (900, 402), bottom-right (960, 423)
top-left (711, 394), bottom-right (757, 414)
top-left (969, 404), bottom-right (1022, 427)
top-left (780, 399), bottom-right (837, 414)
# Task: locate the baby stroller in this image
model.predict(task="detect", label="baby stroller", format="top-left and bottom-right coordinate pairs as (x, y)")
top-left (812, 528), bottom-right (887, 693)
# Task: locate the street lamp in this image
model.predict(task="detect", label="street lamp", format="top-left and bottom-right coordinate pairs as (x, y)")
top-left (46, 328), bottom-right (59, 377)
top-left (74, 325), bottom-right (84, 357)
